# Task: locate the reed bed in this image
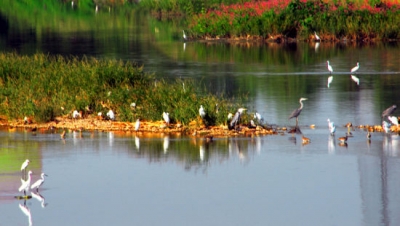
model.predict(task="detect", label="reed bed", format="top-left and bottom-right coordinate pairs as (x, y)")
top-left (0, 53), bottom-right (242, 126)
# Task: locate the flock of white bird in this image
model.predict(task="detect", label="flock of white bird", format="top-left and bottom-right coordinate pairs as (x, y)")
top-left (18, 159), bottom-right (48, 197)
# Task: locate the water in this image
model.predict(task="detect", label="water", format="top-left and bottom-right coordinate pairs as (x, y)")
top-left (1, 8), bottom-right (400, 226)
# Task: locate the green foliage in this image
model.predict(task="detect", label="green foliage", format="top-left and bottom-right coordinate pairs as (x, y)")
top-left (0, 53), bottom-right (242, 125)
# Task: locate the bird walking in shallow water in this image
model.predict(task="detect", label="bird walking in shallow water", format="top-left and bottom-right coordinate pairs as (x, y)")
top-left (327, 119), bottom-right (336, 136)
top-left (289, 98), bottom-right (307, 127)
top-left (19, 171), bottom-right (32, 196)
top-left (302, 136), bottom-right (311, 144)
top-left (338, 135), bottom-right (348, 143)
top-left (350, 62), bottom-right (360, 73)
top-left (31, 173), bottom-right (48, 192)
top-left (327, 61), bottom-right (333, 74)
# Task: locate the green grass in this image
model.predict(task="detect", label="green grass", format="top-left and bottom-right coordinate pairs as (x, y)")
top-left (0, 53), bottom-right (244, 126)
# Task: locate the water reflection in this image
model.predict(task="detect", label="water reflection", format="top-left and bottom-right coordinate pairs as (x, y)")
top-left (135, 136), bottom-right (140, 150)
top-left (19, 202), bottom-right (32, 226)
top-left (31, 191), bottom-right (47, 208)
top-left (328, 135), bottom-right (336, 154)
top-left (163, 136), bottom-right (169, 154)
top-left (351, 75), bottom-right (360, 85)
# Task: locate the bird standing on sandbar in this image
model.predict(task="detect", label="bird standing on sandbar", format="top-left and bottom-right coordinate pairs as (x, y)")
top-left (289, 98), bottom-right (307, 127)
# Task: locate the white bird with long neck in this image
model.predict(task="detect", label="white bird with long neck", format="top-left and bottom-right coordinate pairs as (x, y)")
top-left (314, 31), bottom-right (320, 41)
top-left (162, 112), bottom-right (170, 125)
top-left (19, 171), bottom-right (33, 196)
top-left (135, 118), bottom-right (140, 131)
top-left (351, 62), bottom-right (360, 73)
top-left (327, 119), bottom-right (336, 136)
top-left (327, 61), bottom-right (333, 74)
top-left (31, 173), bottom-right (48, 192)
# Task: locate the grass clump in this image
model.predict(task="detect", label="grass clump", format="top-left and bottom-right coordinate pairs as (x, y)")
top-left (0, 53), bottom-right (242, 126)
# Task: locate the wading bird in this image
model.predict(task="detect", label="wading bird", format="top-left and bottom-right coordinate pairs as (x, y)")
top-left (199, 105), bottom-right (206, 118)
top-left (327, 61), bottom-right (333, 74)
top-left (21, 159), bottom-right (30, 179)
top-left (314, 31), bottom-right (320, 41)
top-left (162, 112), bottom-right (170, 125)
top-left (382, 121), bottom-right (391, 133)
top-left (302, 136), bottom-right (311, 144)
top-left (382, 105), bottom-right (397, 119)
top-left (31, 173), bottom-right (48, 192)
top-left (106, 110), bottom-right (115, 120)
top-left (338, 135), bottom-right (348, 143)
top-left (229, 108), bottom-right (246, 130)
top-left (346, 122), bottom-right (353, 136)
top-left (351, 62), bottom-right (360, 73)
top-left (182, 30), bottom-right (187, 41)
top-left (388, 116), bottom-right (399, 126)
top-left (19, 171), bottom-right (32, 196)
top-left (327, 119), bottom-right (336, 136)
top-left (254, 111), bottom-right (264, 124)
top-left (289, 98), bottom-right (307, 127)
top-left (135, 118), bottom-right (140, 131)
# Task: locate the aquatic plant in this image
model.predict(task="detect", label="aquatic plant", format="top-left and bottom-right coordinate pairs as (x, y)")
top-left (0, 53), bottom-right (243, 126)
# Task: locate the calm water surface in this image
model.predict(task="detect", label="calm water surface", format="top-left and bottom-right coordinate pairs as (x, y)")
top-left (1, 8), bottom-right (400, 226)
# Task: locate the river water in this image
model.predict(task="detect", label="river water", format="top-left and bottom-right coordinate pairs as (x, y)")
top-left (1, 8), bottom-right (400, 226)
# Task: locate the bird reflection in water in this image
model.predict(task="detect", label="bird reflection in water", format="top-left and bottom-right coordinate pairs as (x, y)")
top-left (19, 202), bottom-right (32, 226)
top-left (31, 191), bottom-right (48, 208)
top-left (328, 135), bottom-right (336, 154)
top-left (163, 135), bottom-right (169, 154)
top-left (134, 136), bottom-right (140, 151)
top-left (351, 75), bottom-right (360, 85)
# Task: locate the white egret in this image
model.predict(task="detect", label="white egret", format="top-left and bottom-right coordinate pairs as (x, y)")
top-left (162, 112), bottom-right (170, 125)
top-left (182, 30), bottom-right (187, 41)
top-left (327, 75), bottom-right (333, 88)
top-left (254, 111), bottom-right (264, 124)
top-left (199, 105), bottom-right (206, 118)
top-left (135, 118), bottom-right (140, 131)
top-left (351, 75), bottom-right (360, 85)
top-left (327, 119), bottom-right (336, 136)
top-left (31, 173), bottom-right (48, 192)
top-left (19, 171), bottom-right (32, 196)
top-left (21, 159), bottom-right (30, 179)
top-left (289, 98), bottom-right (307, 127)
top-left (72, 110), bottom-right (81, 119)
top-left (327, 61), bottom-right (333, 74)
top-left (382, 105), bottom-right (397, 118)
top-left (350, 62), bottom-right (359, 73)
top-left (388, 116), bottom-right (399, 125)
top-left (106, 109), bottom-right (115, 120)
top-left (314, 31), bottom-right (320, 41)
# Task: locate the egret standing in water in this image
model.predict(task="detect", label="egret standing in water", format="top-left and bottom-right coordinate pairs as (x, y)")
top-left (19, 171), bottom-right (32, 196)
top-left (31, 173), bottom-right (48, 192)
top-left (351, 62), bottom-right (360, 73)
top-left (327, 61), bottom-right (333, 74)
top-left (21, 159), bottom-right (30, 179)
top-left (327, 119), bottom-right (336, 136)
top-left (289, 98), bottom-right (308, 127)
top-left (229, 108), bottom-right (246, 130)
top-left (382, 105), bottom-right (397, 119)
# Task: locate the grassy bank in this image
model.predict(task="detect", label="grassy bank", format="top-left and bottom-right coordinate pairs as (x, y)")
top-left (182, 0), bottom-right (400, 41)
top-left (0, 53), bottom-right (242, 126)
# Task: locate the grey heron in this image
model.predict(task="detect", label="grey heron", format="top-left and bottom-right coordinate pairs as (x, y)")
top-left (31, 173), bottom-right (48, 192)
top-left (382, 105), bottom-right (397, 118)
top-left (229, 108), bottom-right (246, 130)
top-left (351, 62), bottom-right (359, 73)
top-left (289, 98), bottom-right (307, 127)
top-left (327, 61), bottom-right (333, 74)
